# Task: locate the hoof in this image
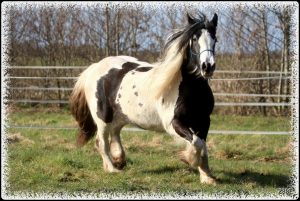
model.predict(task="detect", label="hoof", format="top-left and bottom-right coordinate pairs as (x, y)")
top-left (200, 175), bottom-right (218, 185)
top-left (112, 157), bottom-right (127, 170)
top-left (105, 166), bottom-right (123, 173)
top-left (103, 163), bottom-right (123, 173)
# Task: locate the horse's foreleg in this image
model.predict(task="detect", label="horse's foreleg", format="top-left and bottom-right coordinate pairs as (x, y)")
top-left (172, 118), bottom-right (193, 142)
top-left (197, 141), bottom-right (217, 185)
top-left (110, 127), bottom-right (126, 170)
top-left (179, 136), bottom-right (217, 185)
top-left (95, 127), bottom-right (121, 173)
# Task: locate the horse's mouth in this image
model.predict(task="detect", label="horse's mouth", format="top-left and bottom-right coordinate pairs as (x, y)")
top-left (201, 71), bottom-right (214, 79)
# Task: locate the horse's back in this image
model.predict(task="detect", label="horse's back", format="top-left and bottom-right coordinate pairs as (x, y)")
top-left (85, 56), bottom-right (151, 77)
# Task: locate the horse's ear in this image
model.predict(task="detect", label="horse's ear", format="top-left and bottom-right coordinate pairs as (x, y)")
top-left (211, 13), bottom-right (218, 27)
top-left (187, 13), bottom-right (196, 25)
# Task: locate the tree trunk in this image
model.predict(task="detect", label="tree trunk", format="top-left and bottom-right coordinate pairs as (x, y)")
top-left (116, 11), bottom-right (120, 56)
top-left (105, 6), bottom-right (110, 57)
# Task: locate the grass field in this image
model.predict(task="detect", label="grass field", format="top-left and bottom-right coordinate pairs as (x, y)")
top-left (3, 107), bottom-right (297, 198)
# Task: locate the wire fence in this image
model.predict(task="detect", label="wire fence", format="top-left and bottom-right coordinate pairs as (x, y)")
top-left (6, 66), bottom-right (292, 106)
top-left (6, 66), bottom-right (292, 135)
top-left (7, 75), bottom-right (292, 81)
top-left (7, 99), bottom-right (291, 106)
top-left (7, 66), bottom-right (293, 75)
top-left (7, 125), bottom-right (291, 135)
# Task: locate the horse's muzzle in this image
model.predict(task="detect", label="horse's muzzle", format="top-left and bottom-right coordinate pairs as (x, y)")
top-left (201, 62), bottom-right (215, 78)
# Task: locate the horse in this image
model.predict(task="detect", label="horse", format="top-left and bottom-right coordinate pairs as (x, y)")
top-left (70, 13), bottom-right (218, 185)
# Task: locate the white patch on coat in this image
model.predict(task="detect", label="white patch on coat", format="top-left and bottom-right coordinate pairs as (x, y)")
top-left (118, 63), bottom-right (163, 131)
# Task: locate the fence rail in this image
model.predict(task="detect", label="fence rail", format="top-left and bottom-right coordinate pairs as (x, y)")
top-left (7, 66), bottom-right (292, 75)
top-left (10, 87), bottom-right (74, 91)
top-left (8, 76), bottom-right (77, 80)
top-left (6, 66), bottom-right (293, 136)
top-left (6, 66), bottom-right (292, 107)
top-left (7, 125), bottom-right (291, 135)
top-left (7, 76), bottom-right (292, 81)
top-left (7, 99), bottom-right (291, 107)
top-left (8, 87), bottom-right (292, 98)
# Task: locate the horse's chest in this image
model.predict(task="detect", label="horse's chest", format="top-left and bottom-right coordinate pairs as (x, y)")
top-left (175, 78), bottom-right (214, 119)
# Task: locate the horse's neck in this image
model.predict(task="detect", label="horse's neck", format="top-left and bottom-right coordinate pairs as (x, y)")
top-left (145, 45), bottom-right (185, 100)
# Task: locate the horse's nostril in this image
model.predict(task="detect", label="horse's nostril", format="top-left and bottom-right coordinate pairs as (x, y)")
top-left (207, 63), bottom-right (211, 70)
top-left (211, 63), bottom-right (216, 71)
top-left (202, 63), bottom-right (207, 70)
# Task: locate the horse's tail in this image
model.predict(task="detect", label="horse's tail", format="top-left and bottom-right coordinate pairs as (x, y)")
top-left (70, 67), bottom-right (97, 147)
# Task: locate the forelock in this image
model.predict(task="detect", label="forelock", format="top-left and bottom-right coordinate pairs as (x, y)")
top-left (204, 21), bottom-right (216, 39)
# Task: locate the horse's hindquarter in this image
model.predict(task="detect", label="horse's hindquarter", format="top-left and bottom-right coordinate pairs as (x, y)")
top-left (83, 56), bottom-right (164, 131)
top-left (84, 56), bottom-right (142, 123)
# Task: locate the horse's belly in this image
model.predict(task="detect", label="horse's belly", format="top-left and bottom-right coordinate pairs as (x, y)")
top-left (125, 106), bottom-right (163, 131)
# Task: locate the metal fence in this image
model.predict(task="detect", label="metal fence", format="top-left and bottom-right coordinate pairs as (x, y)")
top-left (6, 66), bottom-right (292, 107)
top-left (6, 66), bottom-right (292, 135)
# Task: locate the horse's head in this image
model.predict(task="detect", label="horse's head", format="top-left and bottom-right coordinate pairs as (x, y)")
top-left (186, 13), bottom-right (218, 79)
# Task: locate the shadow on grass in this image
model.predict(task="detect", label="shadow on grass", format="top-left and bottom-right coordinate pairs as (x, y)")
top-left (142, 166), bottom-right (182, 175)
top-left (219, 170), bottom-right (291, 187)
top-left (142, 165), bottom-right (199, 175)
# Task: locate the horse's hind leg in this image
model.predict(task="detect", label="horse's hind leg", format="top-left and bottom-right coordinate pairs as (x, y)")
top-left (110, 126), bottom-right (126, 170)
top-left (95, 121), bottom-right (121, 173)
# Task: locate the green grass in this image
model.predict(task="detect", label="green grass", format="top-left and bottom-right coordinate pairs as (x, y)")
top-left (7, 107), bottom-right (291, 131)
top-left (211, 114), bottom-right (291, 132)
top-left (4, 108), bottom-right (296, 198)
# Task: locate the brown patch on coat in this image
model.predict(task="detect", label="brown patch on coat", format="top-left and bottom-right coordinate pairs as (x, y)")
top-left (135, 67), bottom-right (153, 72)
top-left (95, 62), bottom-right (139, 123)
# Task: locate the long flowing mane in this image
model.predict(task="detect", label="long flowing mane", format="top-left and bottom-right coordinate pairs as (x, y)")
top-left (148, 14), bottom-right (206, 99)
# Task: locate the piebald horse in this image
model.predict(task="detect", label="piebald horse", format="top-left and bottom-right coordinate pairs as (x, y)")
top-left (70, 13), bottom-right (218, 185)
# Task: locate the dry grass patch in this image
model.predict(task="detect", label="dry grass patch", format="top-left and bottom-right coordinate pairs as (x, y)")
top-left (7, 133), bottom-right (35, 145)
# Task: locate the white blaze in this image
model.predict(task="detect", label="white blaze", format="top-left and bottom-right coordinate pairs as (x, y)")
top-left (198, 29), bottom-right (215, 66)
